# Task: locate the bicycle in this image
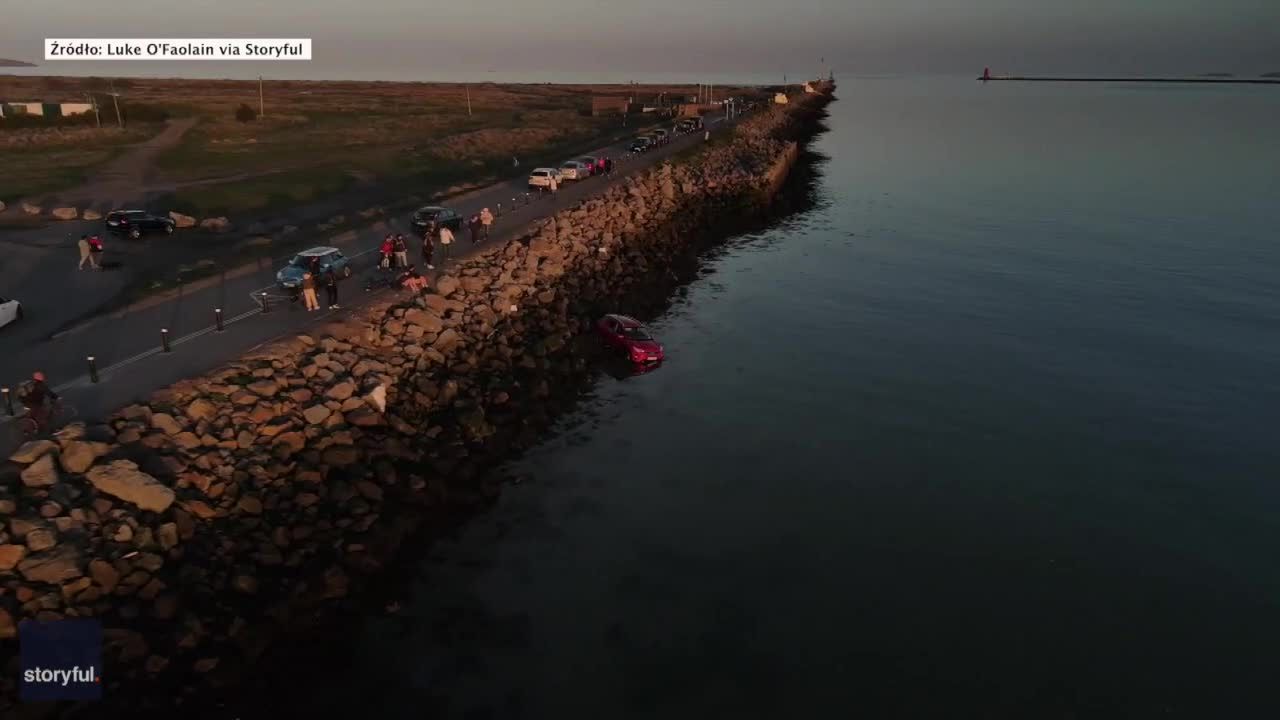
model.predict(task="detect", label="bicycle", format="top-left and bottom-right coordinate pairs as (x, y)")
top-left (18, 399), bottom-right (76, 439)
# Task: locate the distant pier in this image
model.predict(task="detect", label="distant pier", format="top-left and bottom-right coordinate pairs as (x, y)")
top-left (977, 68), bottom-right (1280, 85)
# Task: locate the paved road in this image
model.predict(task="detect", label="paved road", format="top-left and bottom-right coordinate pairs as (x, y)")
top-left (0, 114), bottom-right (735, 429)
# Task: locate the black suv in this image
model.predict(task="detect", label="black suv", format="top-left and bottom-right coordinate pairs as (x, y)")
top-left (410, 206), bottom-right (464, 237)
top-left (105, 210), bottom-right (175, 239)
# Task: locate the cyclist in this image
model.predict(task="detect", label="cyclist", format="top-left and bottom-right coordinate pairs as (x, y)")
top-left (20, 371), bottom-right (60, 433)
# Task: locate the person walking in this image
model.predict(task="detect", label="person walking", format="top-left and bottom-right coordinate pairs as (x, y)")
top-left (323, 267), bottom-right (340, 309)
top-left (77, 235), bottom-right (97, 270)
top-left (87, 235), bottom-right (104, 269)
top-left (393, 234), bottom-right (409, 269)
top-left (301, 272), bottom-right (320, 311)
top-left (439, 224), bottom-right (454, 261)
top-left (480, 207), bottom-right (494, 240)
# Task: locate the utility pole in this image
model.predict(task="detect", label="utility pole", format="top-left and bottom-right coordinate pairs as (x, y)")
top-left (465, 85), bottom-right (472, 117)
top-left (86, 92), bottom-right (101, 128)
top-left (108, 79), bottom-right (123, 129)
top-left (258, 75), bottom-right (265, 118)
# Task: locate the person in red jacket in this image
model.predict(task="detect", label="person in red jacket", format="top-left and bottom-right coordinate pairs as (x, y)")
top-left (379, 235), bottom-right (394, 270)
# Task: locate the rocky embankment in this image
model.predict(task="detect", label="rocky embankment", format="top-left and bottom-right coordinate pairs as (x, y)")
top-left (0, 86), bottom-right (834, 714)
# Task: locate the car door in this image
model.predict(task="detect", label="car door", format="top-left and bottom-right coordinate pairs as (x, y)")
top-left (0, 298), bottom-right (14, 327)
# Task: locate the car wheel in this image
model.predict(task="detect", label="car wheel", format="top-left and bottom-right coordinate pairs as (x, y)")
top-left (342, 266), bottom-right (352, 278)
top-left (15, 305), bottom-right (22, 321)
top-left (129, 227), bottom-right (141, 239)
top-left (164, 223), bottom-right (174, 234)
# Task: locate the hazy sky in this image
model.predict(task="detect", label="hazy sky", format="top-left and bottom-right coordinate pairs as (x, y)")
top-left (3, 0), bottom-right (1278, 80)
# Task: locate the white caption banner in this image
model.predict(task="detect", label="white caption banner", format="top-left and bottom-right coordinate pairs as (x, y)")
top-left (45, 39), bottom-right (311, 60)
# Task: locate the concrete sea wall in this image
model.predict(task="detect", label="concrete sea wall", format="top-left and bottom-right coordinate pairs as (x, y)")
top-left (0, 86), bottom-right (835, 714)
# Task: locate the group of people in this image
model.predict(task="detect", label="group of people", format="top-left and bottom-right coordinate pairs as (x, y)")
top-left (76, 234), bottom-right (105, 271)
top-left (298, 256), bottom-right (341, 312)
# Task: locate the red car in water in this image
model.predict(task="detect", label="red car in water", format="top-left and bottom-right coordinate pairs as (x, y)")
top-left (596, 314), bottom-right (664, 363)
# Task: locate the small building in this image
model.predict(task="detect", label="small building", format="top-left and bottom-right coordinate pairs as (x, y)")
top-left (591, 96), bottom-right (630, 116)
top-left (0, 101), bottom-right (93, 118)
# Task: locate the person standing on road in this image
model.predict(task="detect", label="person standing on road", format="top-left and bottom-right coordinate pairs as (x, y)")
top-left (324, 267), bottom-right (340, 310)
top-left (468, 214), bottom-right (482, 245)
top-left (77, 235), bottom-right (98, 270)
top-left (439, 224), bottom-right (455, 261)
top-left (379, 235), bottom-right (394, 270)
top-left (421, 231), bottom-right (435, 270)
top-left (480, 207), bottom-right (494, 239)
top-left (704, 129), bottom-right (710, 142)
top-left (393, 234), bottom-right (409, 269)
top-left (301, 272), bottom-right (320, 311)
top-left (604, 156), bottom-right (613, 175)
top-left (548, 175), bottom-right (558, 197)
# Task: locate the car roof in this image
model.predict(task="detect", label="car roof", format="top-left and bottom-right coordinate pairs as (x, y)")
top-left (108, 209), bottom-right (146, 214)
top-left (605, 314), bottom-right (642, 327)
top-left (298, 246), bottom-right (339, 256)
top-left (416, 205), bottom-right (448, 213)
top-left (532, 167), bottom-right (556, 173)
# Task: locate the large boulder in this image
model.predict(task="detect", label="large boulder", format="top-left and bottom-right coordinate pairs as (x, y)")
top-left (51, 207), bottom-right (79, 220)
top-left (434, 275), bottom-right (460, 298)
top-left (21, 202), bottom-right (41, 215)
top-left (302, 404), bottom-right (331, 424)
top-left (58, 440), bottom-right (102, 474)
top-left (21, 454), bottom-right (59, 487)
top-left (82, 209), bottom-right (102, 221)
top-left (169, 211), bottom-right (196, 228)
top-left (199, 216), bottom-right (231, 232)
top-left (17, 546), bottom-right (82, 584)
top-left (9, 439), bottom-right (57, 464)
top-left (402, 308), bottom-right (443, 334)
top-left (85, 460), bottom-right (175, 512)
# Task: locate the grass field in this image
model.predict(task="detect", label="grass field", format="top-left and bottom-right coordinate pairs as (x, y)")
top-left (0, 75), bottom-right (760, 213)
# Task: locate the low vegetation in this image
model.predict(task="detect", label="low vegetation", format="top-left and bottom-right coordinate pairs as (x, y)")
top-left (0, 75), bottom-right (755, 213)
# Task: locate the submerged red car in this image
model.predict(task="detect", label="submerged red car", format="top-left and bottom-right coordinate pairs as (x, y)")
top-left (596, 314), bottom-right (664, 363)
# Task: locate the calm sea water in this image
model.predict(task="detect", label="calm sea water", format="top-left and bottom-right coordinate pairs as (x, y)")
top-left (265, 79), bottom-right (1280, 718)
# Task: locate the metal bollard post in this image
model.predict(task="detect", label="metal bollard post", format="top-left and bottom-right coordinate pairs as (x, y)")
top-left (525, 192), bottom-right (531, 205)
top-left (215, 308), bottom-right (224, 332)
top-left (161, 328), bottom-right (171, 353)
top-left (497, 202), bottom-right (502, 217)
top-left (259, 292), bottom-right (270, 314)
top-left (87, 356), bottom-right (99, 384)
top-left (1, 387), bottom-right (12, 416)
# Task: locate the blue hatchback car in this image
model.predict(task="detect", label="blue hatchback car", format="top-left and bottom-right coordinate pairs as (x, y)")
top-left (276, 246), bottom-right (352, 292)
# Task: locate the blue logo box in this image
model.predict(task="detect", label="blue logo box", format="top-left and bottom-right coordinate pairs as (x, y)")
top-left (19, 619), bottom-right (103, 701)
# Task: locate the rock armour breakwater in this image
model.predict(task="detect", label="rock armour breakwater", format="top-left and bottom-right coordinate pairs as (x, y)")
top-left (0, 85), bottom-right (835, 715)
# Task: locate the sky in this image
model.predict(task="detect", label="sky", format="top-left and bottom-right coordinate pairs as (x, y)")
top-left (2, 0), bottom-right (1278, 81)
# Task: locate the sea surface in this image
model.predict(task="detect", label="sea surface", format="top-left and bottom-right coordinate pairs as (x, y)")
top-left (257, 79), bottom-right (1280, 717)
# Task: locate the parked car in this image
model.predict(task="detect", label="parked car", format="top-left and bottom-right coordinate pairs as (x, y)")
top-left (596, 314), bottom-right (664, 364)
top-left (411, 205), bottom-right (463, 236)
top-left (528, 167), bottom-right (563, 189)
top-left (559, 160), bottom-right (591, 181)
top-left (652, 129), bottom-right (670, 145)
top-left (104, 209), bottom-right (175, 239)
top-left (0, 296), bottom-right (21, 329)
top-left (628, 137), bottom-right (653, 153)
top-left (677, 117), bottom-right (703, 133)
top-left (576, 157), bottom-right (601, 176)
top-left (276, 246), bottom-right (351, 293)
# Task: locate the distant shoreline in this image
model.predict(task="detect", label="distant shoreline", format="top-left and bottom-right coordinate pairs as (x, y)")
top-left (0, 58), bottom-right (36, 67)
top-left (979, 76), bottom-right (1280, 85)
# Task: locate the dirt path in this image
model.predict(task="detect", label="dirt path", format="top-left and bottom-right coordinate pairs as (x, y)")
top-left (48, 117), bottom-right (198, 209)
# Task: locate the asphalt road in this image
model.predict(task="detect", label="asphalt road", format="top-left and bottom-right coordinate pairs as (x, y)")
top-left (0, 114), bottom-right (733, 429)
